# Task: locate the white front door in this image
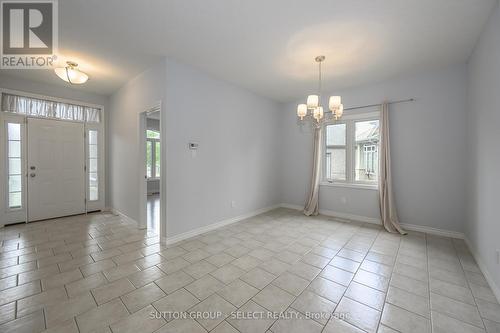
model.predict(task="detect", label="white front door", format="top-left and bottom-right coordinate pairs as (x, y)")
top-left (27, 118), bottom-right (85, 221)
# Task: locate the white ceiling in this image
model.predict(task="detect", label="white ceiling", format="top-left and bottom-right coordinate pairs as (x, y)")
top-left (0, 0), bottom-right (496, 102)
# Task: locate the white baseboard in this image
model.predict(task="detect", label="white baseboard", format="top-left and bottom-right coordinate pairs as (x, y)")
top-left (400, 223), bottom-right (465, 239)
top-left (279, 203), bottom-right (466, 239)
top-left (109, 208), bottom-right (143, 228)
top-left (163, 204), bottom-right (281, 245)
top-left (464, 237), bottom-right (500, 304)
top-left (280, 203), bottom-right (382, 225)
top-left (278, 203), bottom-right (304, 212)
top-left (111, 203), bottom-right (465, 241)
top-left (320, 208), bottom-right (381, 225)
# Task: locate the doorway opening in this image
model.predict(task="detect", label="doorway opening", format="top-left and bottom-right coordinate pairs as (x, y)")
top-left (144, 110), bottom-right (161, 234)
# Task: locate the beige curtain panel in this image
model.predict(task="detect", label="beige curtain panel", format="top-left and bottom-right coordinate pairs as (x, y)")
top-left (304, 126), bottom-right (323, 216)
top-left (379, 103), bottom-right (407, 234)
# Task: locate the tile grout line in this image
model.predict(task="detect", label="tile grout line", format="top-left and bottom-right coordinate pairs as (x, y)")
top-left (375, 229), bottom-right (403, 333)
top-left (452, 239), bottom-right (488, 331)
top-left (427, 237), bottom-right (489, 330)
top-left (1, 210), bottom-right (497, 333)
top-left (187, 226), bottom-right (353, 331)
top-left (288, 224), bottom-right (378, 332)
top-left (426, 234), bottom-right (433, 333)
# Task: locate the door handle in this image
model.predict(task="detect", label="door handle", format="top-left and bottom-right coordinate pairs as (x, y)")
top-left (30, 173), bottom-right (36, 178)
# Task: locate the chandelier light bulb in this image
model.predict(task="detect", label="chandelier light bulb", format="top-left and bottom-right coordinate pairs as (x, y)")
top-left (297, 104), bottom-right (307, 120)
top-left (313, 106), bottom-right (324, 121)
top-left (329, 96), bottom-right (341, 110)
top-left (307, 95), bottom-right (319, 109)
top-left (334, 104), bottom-right (344, 119)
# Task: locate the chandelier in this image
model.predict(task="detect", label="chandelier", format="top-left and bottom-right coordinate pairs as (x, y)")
top-left (297, 56), bottom-right (343, 125)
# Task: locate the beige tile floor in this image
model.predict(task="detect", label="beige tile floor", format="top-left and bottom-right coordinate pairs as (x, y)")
top-left (0, 208), bottom-right (499, 333)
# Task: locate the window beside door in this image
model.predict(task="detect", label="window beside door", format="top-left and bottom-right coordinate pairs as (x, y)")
top-left (88, 130), bottom-right (99, 201)
top-left (323, 114), bottom-right (380, 188)
top-left (146, 130), bottom-right (160, 179)
top-left (7, 123), bottom-right (22, 209)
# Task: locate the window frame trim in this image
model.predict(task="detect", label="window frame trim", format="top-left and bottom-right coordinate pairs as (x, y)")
top-left (321, 111), bottom-right (380, 189)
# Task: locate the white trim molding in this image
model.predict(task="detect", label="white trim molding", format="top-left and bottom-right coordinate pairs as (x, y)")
top-left (112, 202), bottom-right (467, 242)
top-left (279, 203), bottom-right (466, 239)
top-left (110, 208), bottom-right (141, 228)
top-left (163, 204), bottom-right (281, 245)
top-left (464, 237), bottom-right (500, 304)
top-left (400, 223), bottom-right (465, 239)
top-left (279, 203), bottom-right (381, 225)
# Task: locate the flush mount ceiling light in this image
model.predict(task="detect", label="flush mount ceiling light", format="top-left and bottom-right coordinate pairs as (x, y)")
top-left (297, 56), bottom-right (343, 125)
top-left (54, 61), bottom-right (89, 84)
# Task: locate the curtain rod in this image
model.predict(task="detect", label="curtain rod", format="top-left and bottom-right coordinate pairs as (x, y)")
top-left (343, 98), bottom-right (415, 111)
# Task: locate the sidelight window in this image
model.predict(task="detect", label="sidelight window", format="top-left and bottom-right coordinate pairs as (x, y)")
top-left (88, 130), bottom-right (99, 201)
top-left (7, 123), bottom-right (22, 208)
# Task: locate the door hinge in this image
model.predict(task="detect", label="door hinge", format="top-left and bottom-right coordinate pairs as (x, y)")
top-left (84, 165), bottom-right (86, 171)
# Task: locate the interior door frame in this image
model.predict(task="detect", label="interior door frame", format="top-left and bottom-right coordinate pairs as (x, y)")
top-left (138, 102), bottom-right (165, 240)
top-left (0, 87), bottom-right (106, 226)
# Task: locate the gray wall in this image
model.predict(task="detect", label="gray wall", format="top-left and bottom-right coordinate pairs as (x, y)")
top-left (466, 2), bottom-right (500, 294)
top-left (280, 65), bottom-right (468, 232)
top-left (108, 59), bottom-right (167, 222)
top-left (163, 59), bottom-right (282, 236)
top-left (108, 58), bottom-right (282, 237)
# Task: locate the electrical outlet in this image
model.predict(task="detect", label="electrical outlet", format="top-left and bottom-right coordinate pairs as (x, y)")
top-left (231, 200), bottom-right (236, 208)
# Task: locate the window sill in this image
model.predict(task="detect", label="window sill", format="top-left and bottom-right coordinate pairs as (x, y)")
top-left (320, 182), bottom-right (378, 191)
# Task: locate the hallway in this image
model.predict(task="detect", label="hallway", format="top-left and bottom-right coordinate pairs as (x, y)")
top-left (147, 194), bottom-right (160, 234)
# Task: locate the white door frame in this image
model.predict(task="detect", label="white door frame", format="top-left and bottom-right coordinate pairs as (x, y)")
top-left (138, 102), bottom-right (165, 240)
top-left (0, 88), bottom-right (106, 227)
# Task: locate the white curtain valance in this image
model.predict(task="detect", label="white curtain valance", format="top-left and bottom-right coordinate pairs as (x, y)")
top-left (1, 93), bottom-right (101, 123)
